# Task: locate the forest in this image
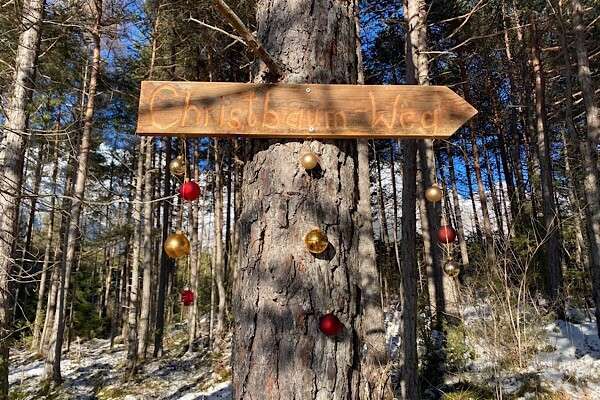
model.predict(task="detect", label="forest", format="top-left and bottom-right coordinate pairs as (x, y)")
top-left (0, 0), bottom-right (599, 398)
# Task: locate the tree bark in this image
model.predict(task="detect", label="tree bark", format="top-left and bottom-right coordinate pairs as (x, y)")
top-left (570, 0), bottom-right (600, 334)
top-left (397, 0), bottom-right (423, 397)
top-left (213, 139), bottom-right (227, 335)
top-left (447, 143), bottom-right (469, 268)
top-left (460, 62), bottom-right (495, 262)
top-left (231, 0), bottom-right (389, 398)
top-left (43, 1), bottom-right (102, 383)
top-left (32, 138), bottom-right (60, 351)
top-left (0, 0), bottom-right (45, 392)
top-left (137, 137), bottom-right (155, 359)
top-left (529, 16), bottom-right (564, 317)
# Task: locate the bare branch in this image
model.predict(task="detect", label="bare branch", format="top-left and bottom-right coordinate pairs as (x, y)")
top-left (211, 0), bottom-right (282, 80)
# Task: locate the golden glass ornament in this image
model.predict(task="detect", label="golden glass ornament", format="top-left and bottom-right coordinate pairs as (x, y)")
top-left (164, 231), bottom-right (191, 259)
top-left (169, 155), bottom-right (186, 176)
top-left (304, 228), bottom-right (329, 254)
top-left (425, 184), bottom-right (443, 203)
top-left (443, 259), bottom-right (460, 278)
top-left (300, 152), bottom-right (319, 170)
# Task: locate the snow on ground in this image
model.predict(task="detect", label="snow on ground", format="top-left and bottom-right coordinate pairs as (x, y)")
top-left (9, 328), bottom-right (232, 400)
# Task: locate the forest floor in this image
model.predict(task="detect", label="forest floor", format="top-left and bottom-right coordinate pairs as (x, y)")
top-left (9, 310), bottom-right (600, 399)
top-left (9, 320), bottom-right (232, 400)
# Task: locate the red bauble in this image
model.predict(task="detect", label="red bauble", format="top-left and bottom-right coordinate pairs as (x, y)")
top-left (437, 225), bottom-right (457, 244)
top-left (319, 313), bottom-right (344, 337)
top-left (180, 181), bottom-right (201, 201)
top-left (181, 289), bottom-right (194, 306)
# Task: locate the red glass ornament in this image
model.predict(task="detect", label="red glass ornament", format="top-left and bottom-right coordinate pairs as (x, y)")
top-left (437, 225), bottom-right (457, 244)
top-left (319, 313), bottom-right (344, 337)
top-left (181, 289), bottom-right (195, 306)
top-left (180, 181), bottom-right (201, 201)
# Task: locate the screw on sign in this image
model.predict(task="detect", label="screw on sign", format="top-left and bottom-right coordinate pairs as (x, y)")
top-left (181, 289), bottom-right (195, 306)
top-left (179, 180), bottom-right (201, 201)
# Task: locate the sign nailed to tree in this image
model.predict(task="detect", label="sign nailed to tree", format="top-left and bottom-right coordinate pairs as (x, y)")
top-left (137, 81), bottom-right (477, 139)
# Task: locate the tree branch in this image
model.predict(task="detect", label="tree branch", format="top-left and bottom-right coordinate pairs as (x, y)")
top-left (211, 0), bottom-right (282, 80)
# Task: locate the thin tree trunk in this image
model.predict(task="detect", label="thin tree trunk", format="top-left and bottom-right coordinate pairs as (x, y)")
top-left (398, 0), bottom-right (423, 397)
top-left (447, 143), bottom-right (469, 268)
top-left (213, 139), bottom-right (227, 335)
top-left (32, 138), bottom-right (60, 351)
top-left (137, 137), bottom-right (155, 359)
top-left (188, 148), bottom-right (200, 352)
top-left (529, 16), bottom-right (564, 317)
top-left (570, 0), bottom-right (600, 334)
top-left (0, 0), bottom-right (45, 392)
top-left (460, 62), bottom-right (495, 262)
top-left (153, 136), bottom-right (172, 358)
top-left (43, 2), bottom-right (102, 383)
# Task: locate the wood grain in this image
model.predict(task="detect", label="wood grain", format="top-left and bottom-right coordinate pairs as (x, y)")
top-left (137, 81), bottom-right (477, 139)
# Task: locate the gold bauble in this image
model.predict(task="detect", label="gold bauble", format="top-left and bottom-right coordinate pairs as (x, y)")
top-left (443, 260), bottom-right (460, 278)
top-left (304, 228), bottom-right (328, 254)
top-left (164, 231), bottom-right (191, 259)
top-left (300, 152), bottom-right (319, 170)
top-left (425, 184), bottom-right (443, 203)
top-left (169, 155), bottom-right (186, 176)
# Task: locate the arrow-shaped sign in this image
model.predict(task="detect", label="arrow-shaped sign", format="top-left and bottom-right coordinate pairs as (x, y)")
top-left (137, 81), bottom-right (477, 139)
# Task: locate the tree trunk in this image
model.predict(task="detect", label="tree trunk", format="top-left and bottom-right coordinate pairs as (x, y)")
top-left (396, 0), bottom-right (423, 397)
top-left (153, 136), bottom-right (173, 358)
top-left (529, 16), bottom-right (564, 317)
top-left (0, 0), bottom-right (45, 392)
top-left (188, 147), bottom-right (200, 352)
top-left (32, 139), bottom-right (60, 351)
top-left (137, 137), bottom-right (155, 359)
top-left (231, 0), bottom-right (389, 398)
top-left (460, 62), bottom-right (495, 262)
top-left (570, 0), bottom-right (600, 334)
top-left (447, 143), bottom-right (469, 268)
top-left (213, 139), bottom-right (227, 335)
top-left (43, 2), bottom-right (101, 383)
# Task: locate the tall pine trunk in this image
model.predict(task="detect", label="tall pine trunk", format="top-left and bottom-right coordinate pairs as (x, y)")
top-left (570, 0), bottom-right (600, 335)
top-left (231, 0), bottom-right (389, 398)
top-left (529, 16), bottom-right (564, 317)
top-left (43, 2), bottom-right (102, 383)
top-left (0, 0), bottom-right (45, 392)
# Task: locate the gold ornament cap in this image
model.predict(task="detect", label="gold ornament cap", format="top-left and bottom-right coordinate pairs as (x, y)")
top-left (164, 231), bottom-right (191, 259)
top-left (304, 228), bottom-right (328, 254)
top-left (169, 155), bottom-right (186, 177)
top-left (425, 184), bottom-right (443, 203)
top-left (300, 152), bottom-right (319, 170)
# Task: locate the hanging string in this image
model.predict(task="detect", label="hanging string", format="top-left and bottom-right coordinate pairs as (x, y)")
top-left (177, 135), bottom-right (186, 231)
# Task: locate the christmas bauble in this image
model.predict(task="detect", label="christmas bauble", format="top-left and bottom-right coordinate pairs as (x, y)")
top-left (425, 184), bottom-right (443, 203)
top-left (444, 260), bottom-right (460, 278)
top-left (319, 313), bottom-right (344, 337)
top-left (304, 228), bottom-right (328, 254)
top-left (180, 180), bottom-right (201, 201)
top-left (181, 289), bottom-right (195, 306)
top-left (169, 155), bottom-right (186, 176)
top-left (164, 231), bottom-right (191, 259)
top-left (300, 152), bottom-right (319, 170)
top-left (437, 225), bottom-right (457, 244)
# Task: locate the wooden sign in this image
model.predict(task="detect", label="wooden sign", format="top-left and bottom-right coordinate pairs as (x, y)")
top-left (137, 81), bottom-right (477, 139)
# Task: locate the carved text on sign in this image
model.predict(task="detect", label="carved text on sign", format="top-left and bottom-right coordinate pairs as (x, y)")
top-left (137, 81), bottom-right (477, 139)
